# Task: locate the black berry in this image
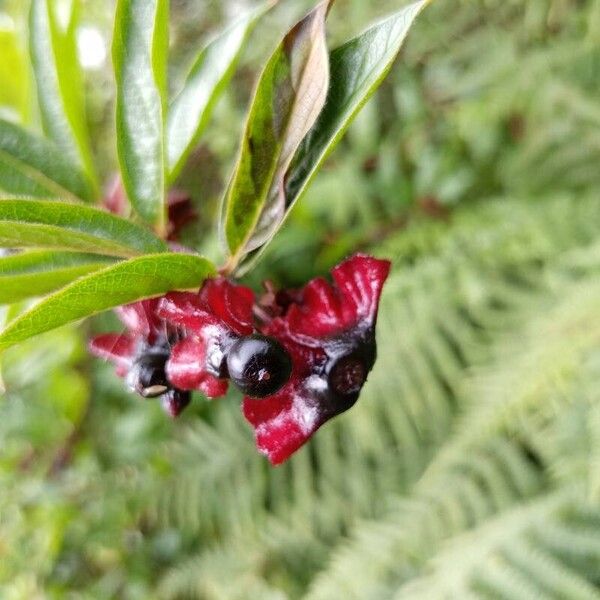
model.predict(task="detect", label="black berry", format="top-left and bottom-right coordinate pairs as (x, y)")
top-left (329, 355), bottom-right (368, 396)
top-left (127, 344), bottom-right (193, 417)
top-left (128, 349), bottom-right (170, 398)
top-left (227, 334), bottom-right (292, 398)
top-left (324, 335), bottom-right (377, 413)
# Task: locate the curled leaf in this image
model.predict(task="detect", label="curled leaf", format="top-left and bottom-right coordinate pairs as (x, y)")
top-left (0, 119), bottom-right (95, 202)
top-left (236, 0), bottom-right (430, 274)
top-left (222, 0), bottom-right (334, 265)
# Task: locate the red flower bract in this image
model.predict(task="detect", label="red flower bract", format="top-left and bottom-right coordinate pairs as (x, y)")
top-left (244, 254), bottom-right (391, 465)
top-left (114, 298), bottom-right (165, 340)
top-left (89, 332), bottom-right (137, 378)
top-left (89, 298), bottom-right (165, 375)
top-left (103, 176), bottom-right (197, 242)
top-left (157, 277), bottom-right (255, 397)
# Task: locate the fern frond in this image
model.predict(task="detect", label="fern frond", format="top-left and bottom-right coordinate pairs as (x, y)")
top-left (425, 276), bottom-right (600, 484)
top-left (158, 548), bottom-right (289, 600)
top-left (305, 438), bottom-right (545, 600)
top-left (393, 493), bottom-right (600, 600)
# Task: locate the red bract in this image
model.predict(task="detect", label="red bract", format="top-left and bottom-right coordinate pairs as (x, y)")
top-left (165, 190), bottom-right (198, 242)
top-left (157, 277), bottom-right (255, 397)
top-left (89, 299), bottom-right (164, 375)
top-left (243, 254), bottom-right (391, 465)
top-left (89, 332), bottom-right (137, 378)
top-left (103, 176), bottom-right (197, 241)
top-left (114, 298), bottom-right (165, 340)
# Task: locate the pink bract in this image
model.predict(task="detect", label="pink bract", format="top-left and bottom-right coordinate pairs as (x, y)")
top-left (158, 277), bottom-right (255, 396)
top-left (89, 299), bottom-right (165, 375)
top-left (244, 254), bottom-right (391, 465)
top-left (114, 299), bottom-right (164, 340)
top-left (89, 333), bottom-right (137, 377)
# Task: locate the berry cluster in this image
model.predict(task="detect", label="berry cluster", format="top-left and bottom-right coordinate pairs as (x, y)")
top-left (90, 254), bottom-right (391, 464)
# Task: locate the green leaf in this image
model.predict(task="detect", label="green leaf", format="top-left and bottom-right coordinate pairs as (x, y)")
top-left (29, 0), bottom-right (98, 197)
top-left (0, 119), bottom-right (95, 202)
top-left (0, 199), bottom-right (168, 256)
top-left (221, 0), bottom-right (334, 266)
top-left (287, 0), bottom-right (429, 198)
top-left (236, 0), bottom-right (430, 273)
top-left (167, 2), bottom-right (273, 182)
top-left (0, 250), bottom-right (116, 304)
top-left (0, 253), bottom-right (216, 350)
top-left (113, 0), bottom-right (169, 232)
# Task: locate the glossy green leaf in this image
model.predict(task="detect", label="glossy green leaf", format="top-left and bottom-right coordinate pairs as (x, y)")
top-left (0, 119), bottom-right (95, 201)
top-left (0, 251), bottom-right (116, 304)
top-left (236, 0), bottom-right (430, 273)
top-left (0, 253), bottom-right (216, 350)
top-left (0, 199), bottom-right (168, 256)
top-left (167, 2), bottom-right (273, 182)
top-left (221, 0), bottom-right (334, 265)
top-left (29, 0), bottom-right (98, 197)
top-left (113, 0), bottom-right (169, 231)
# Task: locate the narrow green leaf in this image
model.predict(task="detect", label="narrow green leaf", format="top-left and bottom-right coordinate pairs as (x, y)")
top-left (167, 2), bottom-right (273, 182)
top-left (29, 0), bottom-right (98, 197)
top-left (0, 250), bottom-right (116, 304)
top-left (113, 0), bottom-right (169, 231)
top-left (0, 253), bottom-right (216, 350)
top-left (0, 119), bottom-right (95, 201)
top-left (237, 0), bottom-right (430, 273)
top-left (0, 199), bottom-right (168, 256)
top-left (222, 0), bottom-right (334, 265)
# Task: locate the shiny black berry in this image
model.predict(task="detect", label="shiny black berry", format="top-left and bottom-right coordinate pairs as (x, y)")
top-left (227, 334), bottom-right (292, 398)
top-left (128, 350), bottom-right (170, 398)
top-left (324, 334), bottom-right (377, 413)
top-left (329, 355), bottom-right (368, 396)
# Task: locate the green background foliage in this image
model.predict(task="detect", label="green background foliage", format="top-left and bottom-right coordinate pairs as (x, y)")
top-left (1, 0), bottom-right (600, 598)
